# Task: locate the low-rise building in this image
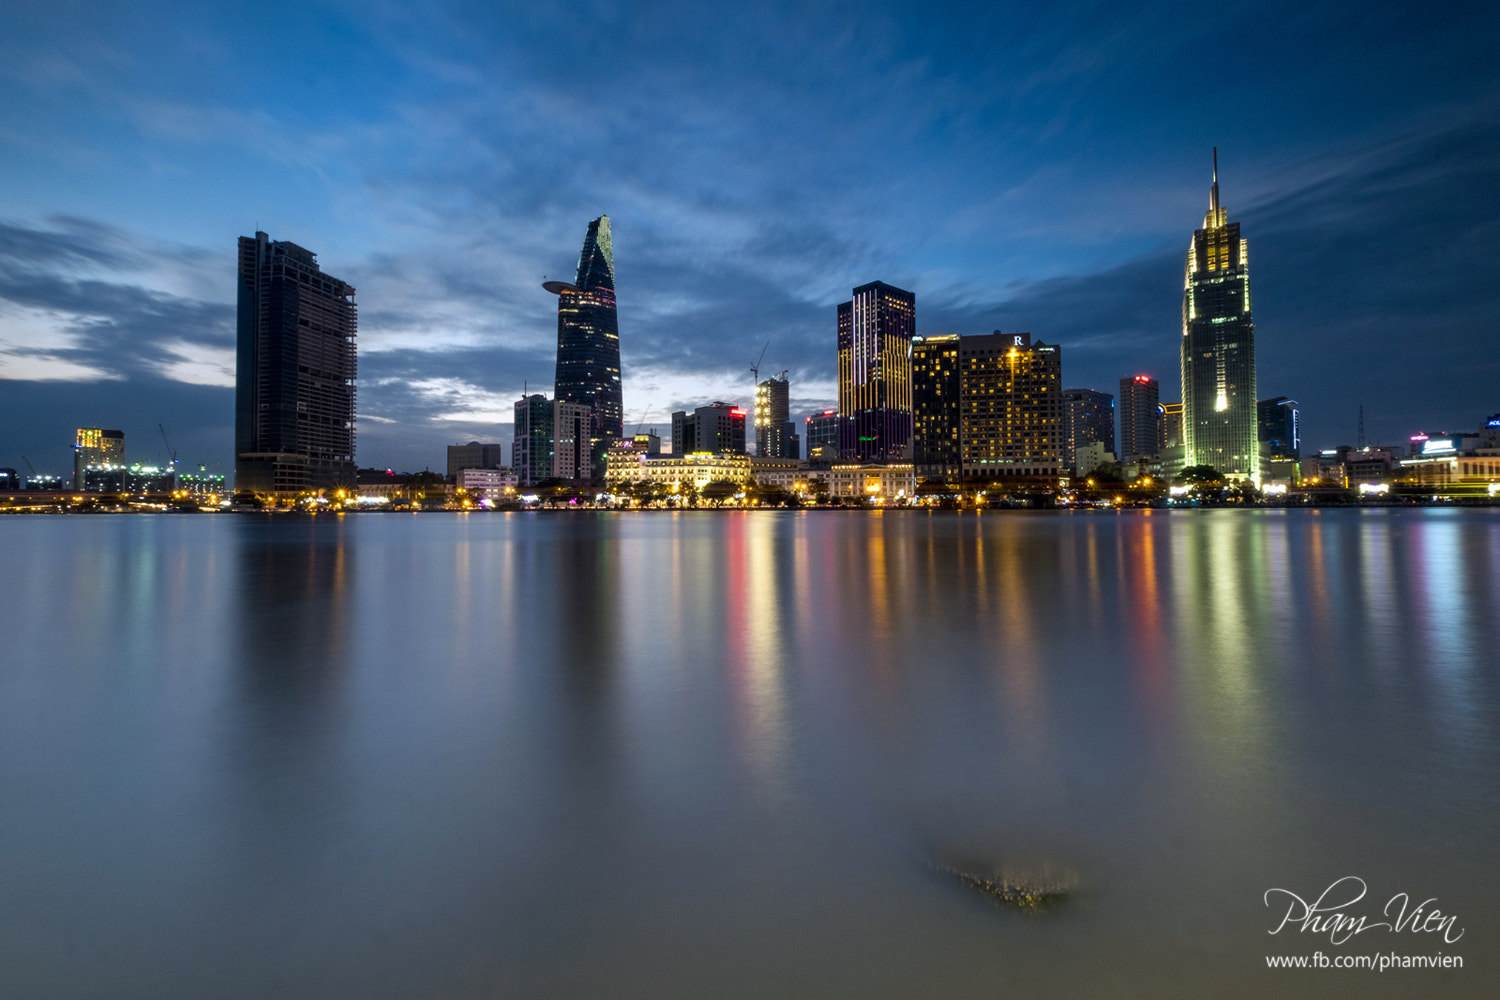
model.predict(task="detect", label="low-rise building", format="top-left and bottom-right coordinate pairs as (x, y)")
top-left (828, 463), bottom-right (915, 500)
top-left (456, 467), bottom-right (518, 499)
top-left (606, 451), bottom-right (752, 490)
top-left (747, 456), bottom-right (809, 491)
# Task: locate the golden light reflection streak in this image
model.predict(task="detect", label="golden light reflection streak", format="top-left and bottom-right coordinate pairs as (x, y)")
top-left (732, 514), bottom-right (789, 807)
top-left (991, 523), bottom-right (1046, 764)
top-left (1129, 515), bottom-right (1169, 726)
top-left (1198, 515), bottom-right (1267, 770)
top-left (1305, 514), bottom-right (1332, 658)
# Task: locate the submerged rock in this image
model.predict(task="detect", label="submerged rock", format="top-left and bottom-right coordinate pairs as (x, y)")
top-left (932, 859), bottom-right (1079, 915)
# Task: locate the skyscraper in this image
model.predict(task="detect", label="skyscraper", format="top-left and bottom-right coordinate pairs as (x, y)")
top-left (545, 216), bottom-right (623, 479)
top-left (837, 281), bottom-right (915, 462)
top-left (755, 373), bottom-right (794, 458)
top-left (1181, 151), bottom-right (1258, 480)
top-left (1060, 389), bottom-right (1115, 471)
top-left (235, 232), bottom-right (357, 496)
top-left (1119, 375), bottom-right (1161, 462)
top-left (911, 334), bottom-right (961, 479)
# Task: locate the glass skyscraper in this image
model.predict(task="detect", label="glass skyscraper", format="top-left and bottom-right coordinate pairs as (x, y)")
top-left (235, 232), bottom-right (357, 496)
top-left (544, 216), bottom-right (623, 478)
top-left (837, 281), bottom-right (915, 462)
top-left (1181, 151), bottom-right (1258, 481)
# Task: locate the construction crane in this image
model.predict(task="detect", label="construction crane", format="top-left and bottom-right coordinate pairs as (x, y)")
top-left (21, 455), bottom-right (38, 476)
top-left (634, 403), bottom-right (656, 435)
top-left (749, 341), bottom-right (769, 387)
top-left (772, 369), bottom-right (788, 382)
top-left (159, 424), bottom-right (179, 469)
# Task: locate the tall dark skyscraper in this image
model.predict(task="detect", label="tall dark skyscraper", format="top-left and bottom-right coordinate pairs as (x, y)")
top-left (837, 281), bottom-right (915, 462)
top-left (1182, 151), bottom-right (1258, 480)
top-left (544, 216), bottom-right (623, 478)
top-left (1061, 388), bottom-right (1115, 470)
top-left (235, 232), bottom-right (357, 496)
top-left (1119, 375), bottom-right (1161, 462)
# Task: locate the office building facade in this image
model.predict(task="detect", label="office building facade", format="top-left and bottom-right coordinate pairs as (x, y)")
top-left (446, 441), bottom-right (504, 480)
top-left (672, 402), bottom-right (746, 455)
top-left (805, 410), bottom-right (840, 464)
top-left (235, 232), bottom-right (357, 495)
top-left (912, 335), bottom-right (961, 479)
top-left (1061, 389), bottom-right (1115, 472)
top-left (513, 394), bottom-right (553, 487)
top-left (1181, 151), bottom-right (1258, 480)
top-left (545, 216), bottom-right (622, 479)
top-left (837, 281), bottom-right (915, 462)
top-left (1119, 375), bottom-right (1162, 462)
top-left (1258, 397), bottom-right (1300, 459)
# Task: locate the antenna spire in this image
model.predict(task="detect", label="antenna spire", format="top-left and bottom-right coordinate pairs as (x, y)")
top-left (1210, 146), bottom-right (1220, 213)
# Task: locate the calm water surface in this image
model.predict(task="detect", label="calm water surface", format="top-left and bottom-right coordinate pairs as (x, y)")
top-left (1, 509), bottom-right (1497, 997)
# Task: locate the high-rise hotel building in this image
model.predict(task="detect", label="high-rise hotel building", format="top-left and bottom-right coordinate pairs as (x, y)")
top-left (837, 281), bottom-right (915, 462)
top-left (1181, 151), bottom-right (1258, 481)
top-left (545, 216), bottom-right (623, 479)
top-left (958, 331), bottom-right (1063, 479)
top-left (911, 330), bottom-right (1063, 480)
top-left (235, 232), bottom-right (357, 496)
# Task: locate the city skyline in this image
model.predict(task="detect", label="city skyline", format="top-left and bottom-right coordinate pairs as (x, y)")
top-left (1, 3), bottom-right (1497, 476)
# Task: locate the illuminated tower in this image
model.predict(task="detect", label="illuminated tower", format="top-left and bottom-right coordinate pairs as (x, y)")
top-left (755, 373), bottom-right (792, 458)
top-left (837, 281), bottom-right (915, 462)
top-left (545, 216), bottom-right (623, 479)
top-left (912, 334), bottom-right (961, 479)
top-left (1181, 150), bottom-right (1258, 481)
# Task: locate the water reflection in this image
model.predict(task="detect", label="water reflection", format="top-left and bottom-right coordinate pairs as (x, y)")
top-left (1, 509), bottom-right (1497, 998)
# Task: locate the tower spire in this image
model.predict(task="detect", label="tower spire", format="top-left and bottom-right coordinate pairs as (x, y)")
top-left (1210, 146), bottom-right (1220, 213)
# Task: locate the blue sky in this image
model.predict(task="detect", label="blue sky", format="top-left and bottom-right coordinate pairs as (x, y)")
top-left (1, 0), bottom-right (1497, 474)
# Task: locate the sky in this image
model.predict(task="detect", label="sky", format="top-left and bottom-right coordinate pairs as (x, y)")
top-left (1, 0), bottom-right (1497, 476)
